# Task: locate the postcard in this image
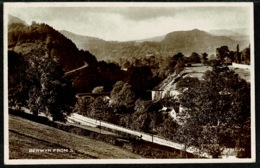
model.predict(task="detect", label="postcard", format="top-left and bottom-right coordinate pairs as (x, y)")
top-left (4, 2), bottom-right (255, 164)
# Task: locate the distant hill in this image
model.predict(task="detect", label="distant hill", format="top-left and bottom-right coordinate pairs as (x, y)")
top-left (208, 29), bottom-right (250, 42)
top-left (60, 30), bottom-right (137, 61)
top-left (59, 30), bottom-right (106, 51)
top-left (232, 28), bottom-right (251, 36)
top-left (8, 14), bottom-right (27, 26)
top-left (136, 34), bottom-right (166, 43)
top-left (61, 29), bottom-right (249, 61)
top-left (9, 14), bottom-right (249, 65)
top-left (209, 29), bottom-right (244, 37)
top-left (9, 14), bottom-right (249, 63)
top-left (161, 29), bottom-right (247, 55)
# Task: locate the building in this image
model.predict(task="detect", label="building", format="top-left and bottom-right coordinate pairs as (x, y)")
top-left (152, 64), bottom-right (212, 101)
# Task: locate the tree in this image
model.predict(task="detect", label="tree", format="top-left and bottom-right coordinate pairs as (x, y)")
top-left (234, 44), bottom-right (241, 64)
top-left (8, 51), bottom-right (29, 109)
top-left (174, 117), bottom-right (203, 157)
top-left (126, 66), bottom-right (153, 98)
top-left (240, 47), bottom-right (250, 65)
top-left (174, 58), bottom-right (186, 74)
top-left (130, 99), bottom-right (159, 132)
top-left (131, 99), bottom-right (151, 131)
top-left (72, 66), bottom-right (103, 92)
top-left (201, 52), bottom-right (208, 64)
top-left (130, 99), bottom-right (179, 136)
top-left (216, 46), bottom-right (229, 62)
top-left (90, 95), bottom-right (118, 123)
top-left (157, 114), bottom-right (179, 141)
top-left (78, 50), bottom-right (98, 67)
top-left (167, 52), bottom-right (185, 75)
top-left (25, 49), bottom-right (76, 121)
top-left (188, 52), bottom-right (201, 63)
top-left (97, 61), bottom-right (125, 91)
top-left (110, 81), bottom-right (136, 113)
top-left (176, 76), bottom-right (200, 91)
top-left (177, 65), bottom-right (251, 158)
top-left (74, 96), bottom-right (94, 116)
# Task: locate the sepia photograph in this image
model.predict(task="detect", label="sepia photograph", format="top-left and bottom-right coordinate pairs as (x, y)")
top-left (4, 2), bottom-right (255, 164)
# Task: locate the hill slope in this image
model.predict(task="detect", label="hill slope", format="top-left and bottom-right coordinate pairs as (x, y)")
top-left (9, 115), bottom-right (143, 159)
top-left (136, 34), bottom-right (166, 43)
top-left (9, 15), bottom-right (249, 63)
top-left (208, 29), bottom-right (250, 42)
top-left (8, 19), bottom-right (125, 92)
top-left (161, 29), bottom-right (243, 55)
top-left (59, 30), bottom-right (106, 51)
top-left (8, 14), bottom-right (27, 26)
top-left (61, 29), bottom-right (248, 61)
top-left (8, 18), bottom-right (97, 71)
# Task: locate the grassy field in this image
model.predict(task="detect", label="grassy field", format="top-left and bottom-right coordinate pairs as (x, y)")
top-left (9, 115), bottom-right (143, 159)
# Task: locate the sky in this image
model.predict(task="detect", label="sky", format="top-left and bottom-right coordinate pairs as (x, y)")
top-left (6, 3), bottom-right (253, 41)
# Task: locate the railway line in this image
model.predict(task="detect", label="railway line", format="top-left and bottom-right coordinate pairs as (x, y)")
top-left (68, 113), bottom-right (210, 158)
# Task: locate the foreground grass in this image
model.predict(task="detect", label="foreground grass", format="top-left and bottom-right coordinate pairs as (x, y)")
top-left (9, 115), bottom-right (144, 159)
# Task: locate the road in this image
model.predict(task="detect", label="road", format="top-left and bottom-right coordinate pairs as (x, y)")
top-left (68, 113), bottom-right (210, 158)
top-left (64, 63), bottom-right (88, 75)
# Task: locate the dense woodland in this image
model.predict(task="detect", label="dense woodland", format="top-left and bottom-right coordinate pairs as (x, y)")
top-left (8, 20), bottom-right (251, 158)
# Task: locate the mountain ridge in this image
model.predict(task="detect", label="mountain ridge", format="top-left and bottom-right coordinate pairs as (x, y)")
top-left (8, 14), bottom-right (250, 62)
top-left (60, 28), bottom-right (249, 60)
top-left (8, 14), bottom-right (27, 25)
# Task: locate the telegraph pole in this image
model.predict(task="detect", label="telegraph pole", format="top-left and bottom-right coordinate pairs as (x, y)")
top-left (100, 119), bottom-right (101, 134)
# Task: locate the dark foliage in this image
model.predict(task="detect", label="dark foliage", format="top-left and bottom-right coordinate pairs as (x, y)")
top-left (8, 48), bottom-right (76, 122)
top-left (126, 66), bottom-right (153, 97)
top-left (8, 22), bottom-right (98, 71)
top-left (8, 50), bottom-right (29, 108)
top-left (71, 61), bottom-right (126, 93)
top-left (177, 65), bottom-right (251, 158)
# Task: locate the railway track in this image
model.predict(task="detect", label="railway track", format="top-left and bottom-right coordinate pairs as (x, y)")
top-left (68, 113), bottom-right (210, 158)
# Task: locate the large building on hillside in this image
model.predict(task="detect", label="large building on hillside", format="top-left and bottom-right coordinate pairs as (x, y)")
top-left (151, 63), bottom-right (250, 124)
top-left (151, 64), bottom-right (212, 124)
top-left (152, 64), bottom-right (212, 101)
top-left (152, 63), bottom-right (250, 101)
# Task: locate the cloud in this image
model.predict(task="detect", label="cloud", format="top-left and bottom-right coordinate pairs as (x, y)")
top-left (109, 7), bottom-right (178, 21)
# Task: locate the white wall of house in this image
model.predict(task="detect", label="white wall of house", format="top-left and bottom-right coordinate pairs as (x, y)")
top-left (169, 108), bottom-right (177, 120)
top-left (151, 90), bottom-right (180, 101)
top-left (232, 63), bottom-right (250, 69)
